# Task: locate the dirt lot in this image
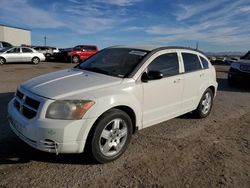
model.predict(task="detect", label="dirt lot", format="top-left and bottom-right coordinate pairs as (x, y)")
top-left (0, 62), bottom-right (249, 188)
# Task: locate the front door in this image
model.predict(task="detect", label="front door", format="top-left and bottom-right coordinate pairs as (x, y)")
top-left (5, 47), bottom-right (21, 62)
top-left (142, 51), bottom-right (183, 128)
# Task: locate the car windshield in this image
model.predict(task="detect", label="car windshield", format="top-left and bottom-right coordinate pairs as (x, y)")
top-left (76, 48), bottom-right (149, 78)
top-left (0, 47), bottom-right (11, 53)
top-left (241, 51), bottom-right (250, 60)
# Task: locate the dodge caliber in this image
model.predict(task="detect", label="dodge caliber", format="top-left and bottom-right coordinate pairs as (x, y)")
top-left (8, 46), bottom-right (218, 163)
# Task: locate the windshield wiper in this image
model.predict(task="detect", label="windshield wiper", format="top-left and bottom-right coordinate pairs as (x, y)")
top-left (82, 67), bottom-right (110, 75)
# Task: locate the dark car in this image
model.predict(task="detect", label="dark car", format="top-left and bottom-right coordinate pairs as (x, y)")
top-left (0, 41), bottom-right (13, 49)
top-left (228, 50), bottom-right (250, 85)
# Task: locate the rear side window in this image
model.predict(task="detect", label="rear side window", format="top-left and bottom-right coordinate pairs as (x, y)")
top-left (182, 53), bottom-right (202, 72)
top-left (200, 56), bottom-right (209, 69)
top-left (148, 53), bottom-right (179, 77)
top-left (22, 48), bottom-right (33, 53)
top-left (82, 46), bottom-right (97, 51)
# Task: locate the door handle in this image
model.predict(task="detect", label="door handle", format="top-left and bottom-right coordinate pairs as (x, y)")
top-left (200, 73), bottom-right (205, 77)
top-left (174, 78), bottom-right (182, 83)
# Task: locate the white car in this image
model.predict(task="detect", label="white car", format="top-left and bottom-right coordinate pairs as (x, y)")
top-left (0, 47), bottom-right (46, 65)
top-left (8, 46), bottom-right (217, 163)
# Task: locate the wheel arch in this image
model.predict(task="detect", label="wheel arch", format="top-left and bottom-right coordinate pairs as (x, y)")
top-left (32, 56), bottom-right (40, 60)
top-left (83, 105), bottom-right (137, 153)
top-left (0, 56), bottom-right (6, 63)
top-left (208, 85), bottom-right (216, 98)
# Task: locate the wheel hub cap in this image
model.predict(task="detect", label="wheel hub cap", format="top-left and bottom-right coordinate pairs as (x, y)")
top-left (99, 118), bottom-right (128, 157)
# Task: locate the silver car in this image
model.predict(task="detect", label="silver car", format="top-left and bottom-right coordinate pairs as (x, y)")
top-left (0, 47), bottom-right (46, 65)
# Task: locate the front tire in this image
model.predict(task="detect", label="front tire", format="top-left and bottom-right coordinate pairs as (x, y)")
top-left (0, 57), bottom-right (6, 65)
top-left (194, 88), bottom-right (213, 118)
top-left (90, 109), bottom-right (133, 163)
top-left (32, 57), bottom-right (40, 64)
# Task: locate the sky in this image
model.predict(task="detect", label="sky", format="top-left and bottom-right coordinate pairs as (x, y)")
top-left (0, 0), bottom-right (250, 52)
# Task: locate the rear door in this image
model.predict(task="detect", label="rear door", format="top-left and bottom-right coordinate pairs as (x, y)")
top-left (180, 51), bottom-right (205, 112)
top-left (21, 47), bottom-right (34, 62)
top-left (142, 50), bottom-right (183, 127)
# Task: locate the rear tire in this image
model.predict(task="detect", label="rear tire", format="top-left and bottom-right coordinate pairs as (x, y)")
top-left (32, 57), bottom-right (40, 64)
top-left (0, 57), bottom-right (6, 65)
top-left (90, 109), bottom-right (133, 163)
top-left (193, 88), bottom-right (213, 118)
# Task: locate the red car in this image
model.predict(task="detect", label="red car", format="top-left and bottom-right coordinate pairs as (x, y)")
top-left (68, 45), bottom-right (98, 63)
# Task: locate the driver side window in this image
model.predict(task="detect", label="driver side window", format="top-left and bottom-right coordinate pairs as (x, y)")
top-left (7, 48), bottom-right (20, 53)
top-left (148, 53), bottom-right (179, 77)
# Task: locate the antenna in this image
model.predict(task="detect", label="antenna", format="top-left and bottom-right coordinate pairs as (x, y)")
top-left (44, 35), bottom-right (47, 47)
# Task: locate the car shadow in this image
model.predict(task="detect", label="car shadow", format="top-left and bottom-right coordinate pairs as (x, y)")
top-left (0, 139), bottom-right (96, 165)
top-left (217, 78), bottom-right (250, 92)
top-left (0, 92), bottom-right (96, 165)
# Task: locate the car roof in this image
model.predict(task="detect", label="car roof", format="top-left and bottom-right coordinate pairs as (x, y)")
top-left (108, 45), bottom-right (206, 56)
top-left (11, 46), bottom-right (33, 48)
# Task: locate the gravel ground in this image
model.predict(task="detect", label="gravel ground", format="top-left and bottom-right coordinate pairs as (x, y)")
top-left (0, 62), bottom-right (249, 188)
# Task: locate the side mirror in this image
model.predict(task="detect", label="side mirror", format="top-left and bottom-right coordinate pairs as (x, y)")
top-left (141, 71), bottom-right (163, 82)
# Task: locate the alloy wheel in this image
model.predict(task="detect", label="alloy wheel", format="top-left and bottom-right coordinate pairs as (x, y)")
top-left (99, 118), bottom-right (128, 157)
top-left (201, 92), bottom-right (212, 115)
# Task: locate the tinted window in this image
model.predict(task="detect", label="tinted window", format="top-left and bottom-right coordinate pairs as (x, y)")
top-left (2, 42), bottom-right (12, 47)
top-left (73, 46), bottom-right (81, 50)
top-left (82, 46), bottom-right (97, 51)
top-left (7, 48), bottom-right (20, 53)
top-left (148, 53), bottom-right (179, 77)
top-left (200, 56), bottom-right (209, 69)
top-left (182, 53), bottom-right (202, 72)
top-left (22, 48), bottom-right (33, 53)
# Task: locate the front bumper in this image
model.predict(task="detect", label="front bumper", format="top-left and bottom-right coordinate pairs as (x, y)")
top-left (8, 99), bottom-right (96, 154)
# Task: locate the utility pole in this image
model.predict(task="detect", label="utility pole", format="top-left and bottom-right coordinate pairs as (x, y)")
top-left (196, 41), bottom-right (199, 50)
top-left (44, 35), bottom-right (47, 47)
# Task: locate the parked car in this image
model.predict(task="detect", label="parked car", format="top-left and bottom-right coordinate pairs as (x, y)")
top-left (32, 46), bottom-right (59, 59)
top-left (0, 41), bottom-right (13, 49)
top-left (225, 56), bottom-right (240, 65)
top-left (59, 45), bottom-right (98, 63)
top-left (8, 46), bottom-right (217, 163)
top-left (0, 46), bottom-right (45, 64)
top-left (228, 50), bottom-right (250, 85)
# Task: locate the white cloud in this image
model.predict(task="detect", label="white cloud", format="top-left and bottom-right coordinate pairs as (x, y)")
top-left (93, 0), bottom-right (142, 6)
top-left (144, 0), bottom-right (250, 50)
top-left (240, 6), bottom-right (250, 12)
top-left (175, 0), bottom-right (229, 21)
top-left (0, 0), bottom-right (128, 34)
top-left (0, 0), bottom-right (64, 28)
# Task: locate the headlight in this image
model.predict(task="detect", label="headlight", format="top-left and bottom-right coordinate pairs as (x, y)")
top-left (231, 62), bottom-right (240, 70)
top-left (46, 100), bottom-right (95, 120)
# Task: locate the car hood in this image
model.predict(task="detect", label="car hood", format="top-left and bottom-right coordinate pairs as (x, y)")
top-left (21, 68), bottom-right (122, 99)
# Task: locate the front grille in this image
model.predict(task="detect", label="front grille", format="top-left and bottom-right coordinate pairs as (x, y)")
top-left (240, 65), bottom-right (250, 72)
top-left (14, 89), bottom-right (40, 119)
